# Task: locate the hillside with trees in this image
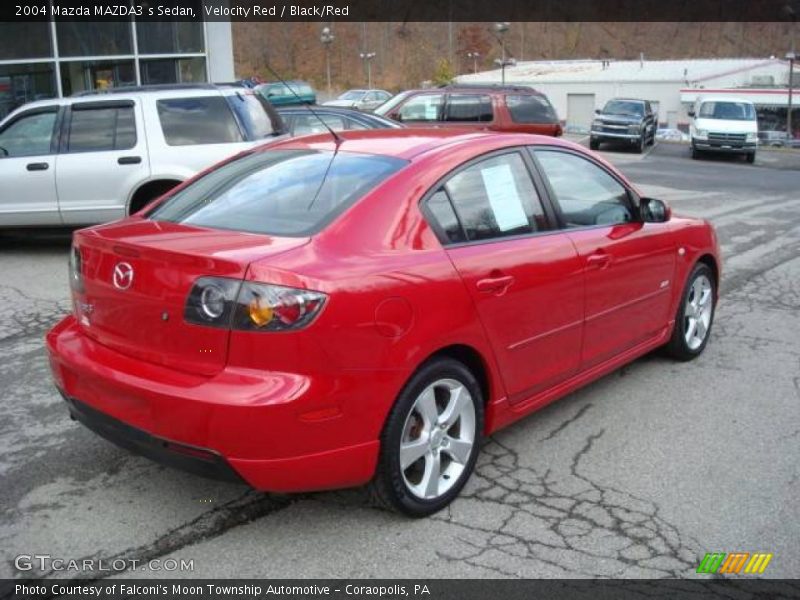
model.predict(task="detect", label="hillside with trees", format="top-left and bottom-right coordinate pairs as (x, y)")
top-left (233, 22), bottom-right (798, 94)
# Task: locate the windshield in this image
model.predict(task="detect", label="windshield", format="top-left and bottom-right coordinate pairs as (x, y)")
top-left (698, 101), bottom-right (756, 121)
top-left (148, 150), bottom-right (407, 236)
top-left (340, 91), bottom-right (365, 100)
top-left (374, 91), bottom-right (413, 116)
top-left (603, 100), bottom-right (644, 116)
top-left (228, 92), bottom-right (284, 138)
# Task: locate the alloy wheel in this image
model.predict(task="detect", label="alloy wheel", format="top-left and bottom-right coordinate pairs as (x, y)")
top-left (684, 274), bottom-right (713, 350)
top-left (399, 378), bottom-right (476, 500)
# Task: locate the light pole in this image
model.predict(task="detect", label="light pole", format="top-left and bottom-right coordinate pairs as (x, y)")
top-left (493, 22), bottom-right (510, 84)
top-left (467, 51), bottom-right (480, 74)
top-left (359, 52), bottom-right (376, 89)
top-left (320, 27), bottom-right (335, 98)
top-left (787, 49), bottom-right (796, 141)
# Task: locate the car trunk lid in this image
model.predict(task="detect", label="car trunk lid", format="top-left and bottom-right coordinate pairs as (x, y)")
top-left (73, 219), bottom-right (308, 376)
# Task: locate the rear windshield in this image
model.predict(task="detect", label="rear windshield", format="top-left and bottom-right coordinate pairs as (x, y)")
top-left (506, 94), bottom-right (558, 123)
top-left (227, 92), bottom-right (284, 139)
top-left (699, 101), bottom-right (756, 121)
top-left (147, 150), bottom-right (407, 236)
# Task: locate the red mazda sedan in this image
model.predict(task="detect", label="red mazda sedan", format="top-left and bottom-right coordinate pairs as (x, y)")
top-left (47, 130), bottom-right (720, 516)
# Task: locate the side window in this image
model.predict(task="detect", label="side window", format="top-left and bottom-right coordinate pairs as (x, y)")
top-left (397, 94), bottom-right (443, 122)
top-left (443, 152), bottom-right (546, 242)
top-left (157, 97), bottom-right (243, 146)
top-left (346, 118), bottom-right (368, 130)
top-left (535, 150), bottom-right (633, 228)
top-left (506, 94), bottom-right (558, 124)
top-left (445, 94), bottom-right (493, 122)
top-left (292, 113), bottom-right (346, 135)
top-left (425, 190), bottom-right (465, 244)
top-left (0, 110), bottom-right (57, 157)
top-left (67, 105), bottom-right (136, 153)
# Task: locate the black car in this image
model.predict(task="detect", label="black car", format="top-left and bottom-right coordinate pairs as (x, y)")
top-left (590, 98), bottom-right (657, 153)
top-left (276, 106), bottom-right (403, 136)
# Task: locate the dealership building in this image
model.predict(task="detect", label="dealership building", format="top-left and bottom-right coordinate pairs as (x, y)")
top-left (0, 19), bottom-right (235, 119)
top-left (455, 57), bottom-right (798, 136)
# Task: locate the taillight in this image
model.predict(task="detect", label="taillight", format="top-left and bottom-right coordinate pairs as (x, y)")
top-left (184, 277), bottom-right (326, 332)
top-left (69, 245), bottom-right (84, 293)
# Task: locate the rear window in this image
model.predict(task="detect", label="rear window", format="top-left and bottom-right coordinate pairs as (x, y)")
top-left (157, 96), bottom-right (243, 145)
top-left (148, 150), bottom-right (407, 236)
top-left (445, 94), bottom-right (493, 122)
top-left (227, 92), bottom-right (283, 139)
top-left (506, 95), bottom-right (558, 124)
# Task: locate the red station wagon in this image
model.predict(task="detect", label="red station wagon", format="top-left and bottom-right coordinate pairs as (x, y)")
top-left (374, 85), bottom-right (563, 137)
top-left (47, 130), bottom-right (720, 516)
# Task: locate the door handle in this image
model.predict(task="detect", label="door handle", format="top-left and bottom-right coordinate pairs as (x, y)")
top-left (587, 252), bottom-right (612, 269)
top-left (118, 156), bottom-right (142, 165)
top-left (26, 162), bottom-right (49, 171)
top-left (476, 275), bottom-right (515, 294)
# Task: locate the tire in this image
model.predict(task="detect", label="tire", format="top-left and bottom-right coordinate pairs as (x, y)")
top-left (664, 263), bottom-right (716, 361)
top-left (746, 152), bottom-right (755, 164)
top-left (637, 133), bottom-right (645, 153)
top-left (691, 145), bottom-right (701, 160)
top-left (589, 137), bottom-right (599, 150)
top-left (369, 357), bottom-right (484, 517)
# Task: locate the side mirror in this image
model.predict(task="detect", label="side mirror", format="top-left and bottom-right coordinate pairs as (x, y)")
top-left (641, 197), bottom-right (671, 223)
top-left (392, 112), bottom-right (403, 122)
top-left (594, 108), bottom-right (601, 114)
top-left (687, 109), bottom-right (695, 118)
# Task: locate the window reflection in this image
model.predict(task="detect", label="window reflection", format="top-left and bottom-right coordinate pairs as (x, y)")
top-left (0, 64), bottom-right (57, 119)
top-left (60, 61), bottom-right (136, 96)
top-left (0, 23), bottom-right (52, 60)
top-left (56, 22), bottom-right (132, 57)
top-left (136, 21), bottom-right (204, 54)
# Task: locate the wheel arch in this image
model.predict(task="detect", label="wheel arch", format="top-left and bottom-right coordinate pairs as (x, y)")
top-left (696, 253), bottom-right (720, 292)
top-left (423, 343), bottom-right (493, 408)
top-left (127, 178), bottom-right (183, 215)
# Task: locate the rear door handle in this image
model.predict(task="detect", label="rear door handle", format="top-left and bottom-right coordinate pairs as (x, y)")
top-left (476, 275), bottom-right (515, 294)
top-left (118, 156), bottom-right (142, 165)
top-left (26, 162), bottom-right (49, 171)
top-left (587, 252), bottom-right (612, 269)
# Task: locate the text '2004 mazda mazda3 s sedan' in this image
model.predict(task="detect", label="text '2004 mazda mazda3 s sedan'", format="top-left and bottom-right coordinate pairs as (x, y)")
top-left (47, 129), bottom-right (721, 516)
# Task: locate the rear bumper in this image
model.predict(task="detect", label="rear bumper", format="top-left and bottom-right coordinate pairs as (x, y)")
top-left (47, 315), bottom-right (382, 492)
top-left (63, 393), bottom-right (245, 483)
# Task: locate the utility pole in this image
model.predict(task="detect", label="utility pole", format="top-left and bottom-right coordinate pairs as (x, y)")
top-left (360, 52), bottom-right (376, 89)
top-left (467, 52), bottom-right (480, 74)
top-left (788, 48), bottom-right (796, 141)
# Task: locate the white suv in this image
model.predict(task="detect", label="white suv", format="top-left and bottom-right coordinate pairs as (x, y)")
top-left (0, 84), bottom-right (286, 228)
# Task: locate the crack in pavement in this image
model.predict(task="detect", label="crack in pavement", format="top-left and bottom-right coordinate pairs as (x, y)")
top-left (431, 424), bottom-right (700, 578)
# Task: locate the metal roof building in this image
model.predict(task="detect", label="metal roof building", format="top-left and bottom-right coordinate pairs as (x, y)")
top-left (455, 58), bottom-right (796, 134)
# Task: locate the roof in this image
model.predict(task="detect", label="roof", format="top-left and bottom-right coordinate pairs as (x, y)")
top-left (258, 128), bottom-right (574, 161)
top-left (455, 58), bottom-right (788, 86)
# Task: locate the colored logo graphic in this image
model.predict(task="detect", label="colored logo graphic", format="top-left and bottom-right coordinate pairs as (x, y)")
top-left (697, 552), bottom-right (773, 574)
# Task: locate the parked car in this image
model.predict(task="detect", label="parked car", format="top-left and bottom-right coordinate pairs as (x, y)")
top-left (255, 80), bottom-right (316, 106)
top-left (590, 98), bottom-right (657, 152)
top-left (374, 85), bottom-right (563, 136)
top-left (277, 105), bottom-right (403, 136)
top-left (0, 84), bottom-right (286, 228)
top-left (48, 128), bottom-right (720, 516)
top-left (323, 89), bottom-right (393, 111)
top-left (689, 97), bottom-right (758, 162)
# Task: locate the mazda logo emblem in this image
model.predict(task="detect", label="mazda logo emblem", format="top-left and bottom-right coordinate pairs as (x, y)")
top-left (112, 262), bottom-right (134, 290)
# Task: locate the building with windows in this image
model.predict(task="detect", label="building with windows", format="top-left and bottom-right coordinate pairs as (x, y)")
top-left (455, 58), bottom-right (797, 138)
top-left (0, 18), bottom-right (234, 119)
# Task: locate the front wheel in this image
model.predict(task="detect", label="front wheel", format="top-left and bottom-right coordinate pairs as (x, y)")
top-left (664, 263), bottom-right (716, 361)
top-left (369, 357), bottom-right (484, 517)
top-left (589, 137), bottom-right (599, 150)
top-left (637, 133), bottom-right (646, 153)
top-left (746, 152), bottom-right (756, 164)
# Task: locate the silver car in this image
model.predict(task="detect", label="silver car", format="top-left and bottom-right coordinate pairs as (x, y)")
top-left (323, 89), bottom-right (392, 112)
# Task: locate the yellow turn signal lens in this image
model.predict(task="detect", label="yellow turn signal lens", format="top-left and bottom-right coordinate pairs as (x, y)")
top-left (248, 297), bottom-right (274, 327)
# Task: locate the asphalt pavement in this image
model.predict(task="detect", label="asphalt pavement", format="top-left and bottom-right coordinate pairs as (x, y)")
top-left (1, 142), bottom-right (798, 579)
